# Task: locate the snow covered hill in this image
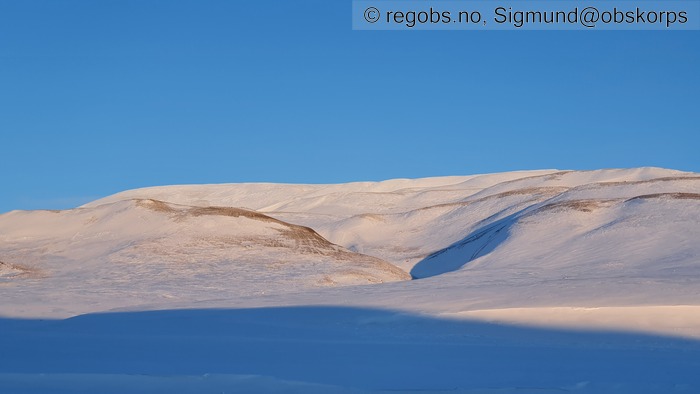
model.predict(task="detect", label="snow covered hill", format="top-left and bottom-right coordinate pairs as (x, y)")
top-left (0, 167), bottom-right (698, 320)
top-left (0, 198), bottom-right (408, 317)
top-left (81, 167), bottom-right (700, 276)
top-left (2, 167), bottom-right (700, 393)
top-left (411, 175), bottom-right (700, 279)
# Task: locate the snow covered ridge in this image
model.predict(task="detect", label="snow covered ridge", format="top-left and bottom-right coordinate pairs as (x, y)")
top-left (0, 167), bottom-right (699, 324)
top-left (0, 197), bottom-right (409, 317)
top-left (2, 167), bottom-right (700, 393)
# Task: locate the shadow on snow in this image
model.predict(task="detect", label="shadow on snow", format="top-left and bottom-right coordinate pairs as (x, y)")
top-left (1, 305), bottom-right (699, 392)
top-left (411, 213), bottom-right (519, 279)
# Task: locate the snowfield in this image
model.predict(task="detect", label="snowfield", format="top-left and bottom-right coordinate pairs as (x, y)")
top-left (1, 167), bottom-right (699, 393)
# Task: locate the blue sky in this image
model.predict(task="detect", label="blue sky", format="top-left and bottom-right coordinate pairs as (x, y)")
top-left (1, 0), bottom-right (698, 213)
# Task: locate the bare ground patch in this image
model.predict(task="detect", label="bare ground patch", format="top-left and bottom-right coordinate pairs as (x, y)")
top-left (135, 199), bottom-right (178, 213)
top-left (484, 186), bottom-right (569, 199)
top-left (0, 260), bottom-right (42, 279)
top-left (135, 199), bottom-right (287, 225)
top-left (597, 176), bottom-right (700, 187)
top-left (406, 187), bottom-right (565, 215)
top-left (626, 193), bottom-right (700, 202)
top-left (536, 199), bottom-right (616, 213)
top-left (189, 206), bottom-right (281, 223)
top-left (491, 171), bottom-right (573, 186)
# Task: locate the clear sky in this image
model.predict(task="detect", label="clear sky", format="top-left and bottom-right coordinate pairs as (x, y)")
top-left (1, 0), bottom-right (698, 213)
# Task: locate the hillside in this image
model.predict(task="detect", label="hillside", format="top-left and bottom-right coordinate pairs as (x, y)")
top-left (1, 167), bottom-right (698, 327)
top-left (2, 167), bottom-right (700, 393)
top-left (0, 198), bottom-right (409, 317)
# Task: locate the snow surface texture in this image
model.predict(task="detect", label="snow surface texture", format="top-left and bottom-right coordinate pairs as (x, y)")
top-left (0, 198), bottom-right (409, 317)
top-left (1, 167), bottom-right (699, 393)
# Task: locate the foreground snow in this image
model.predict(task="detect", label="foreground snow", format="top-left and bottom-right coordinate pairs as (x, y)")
top-left (2, 306), bottom-right (699, 393)
top-left (1, 167), bottom-right (699, 392)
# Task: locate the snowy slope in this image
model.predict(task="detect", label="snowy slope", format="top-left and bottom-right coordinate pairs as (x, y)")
top-left (0, 198), bottom-right (408, 317)
top-left (412, 178), bottom-right (700, 278)
top-left (0, 168), bottom-right (699, 315)
top-left (81, 168), bottom-right (698, 275)
top-left (2, 167), bottom-right (700, 393)
top-left (1, 167), bottom-right (698, 321)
